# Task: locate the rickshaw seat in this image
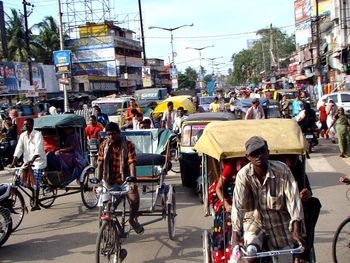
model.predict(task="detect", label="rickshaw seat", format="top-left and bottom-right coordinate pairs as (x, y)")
top-left (137, 153), bottom-right (165, 166)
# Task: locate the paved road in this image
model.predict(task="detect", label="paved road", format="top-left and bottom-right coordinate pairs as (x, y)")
top-left (0, 138), bottom-right (348, 263)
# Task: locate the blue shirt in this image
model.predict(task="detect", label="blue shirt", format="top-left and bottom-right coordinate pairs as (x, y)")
top-left (292, 100), bottom-right (303, 116)
top-left (97, 113), bottom-right (109, 127)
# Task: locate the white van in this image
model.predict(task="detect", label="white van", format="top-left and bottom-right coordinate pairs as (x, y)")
top-left (91, 96), bottom-right (133, 125)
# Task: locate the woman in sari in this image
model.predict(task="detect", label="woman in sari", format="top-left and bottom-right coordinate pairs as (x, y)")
top-left (328, 107), bottom-right (350, 158)
top-left (208, 157), bottom-right (248, 263)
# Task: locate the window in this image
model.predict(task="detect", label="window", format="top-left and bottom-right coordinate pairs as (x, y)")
top-left (341, 94), bottom-right (350, 103)
top-left (328, 94), bottom-right (338, 103)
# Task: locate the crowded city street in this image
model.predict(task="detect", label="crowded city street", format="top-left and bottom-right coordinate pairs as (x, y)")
top-left (0, 138), bottom-right (348, 263)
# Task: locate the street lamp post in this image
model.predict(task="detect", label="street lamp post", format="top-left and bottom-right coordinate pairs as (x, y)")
top-left (204, 56), bottom-right (223, 74)
top-left (186, 45), bottom-right (214, 88)
top-left (149, 23), bottom-right (194, 67)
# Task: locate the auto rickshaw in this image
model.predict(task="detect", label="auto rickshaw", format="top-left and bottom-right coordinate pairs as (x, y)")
top-left (194, 119), bottom-right (310, 263)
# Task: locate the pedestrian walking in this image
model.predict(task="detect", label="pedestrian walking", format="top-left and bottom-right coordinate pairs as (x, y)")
top-left (327, 107), bottom-right (350, 158)
top-left (245, 98), bottom-right (265, 120)
top-left (326, 99), bottom-right (337, 143)
top-left (318, 99), bottom-right (328, 138)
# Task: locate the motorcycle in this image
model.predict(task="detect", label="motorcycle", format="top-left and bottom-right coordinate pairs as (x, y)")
top-left (304, 127), bottom-right (319, 153)
top-left (0, 184), bottom-right (13, 247)
top-left (0, 139), bottom-right (14, 170)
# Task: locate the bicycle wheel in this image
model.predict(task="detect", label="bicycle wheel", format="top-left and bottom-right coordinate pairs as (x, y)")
top-left (167, 186), bottom-right (176, 240)
top-left (38, 185), bottom-right (57, 208)
top-left (81, 168), bottom-right (98, 209)
top-left (9, 189), bottom-right (25, 231)
top-left (332, 217), bottom-right (350, 263)
top-left (96, 220), bottom-right (121, 263)
top-left (0, 206), bottom-right (12, 247)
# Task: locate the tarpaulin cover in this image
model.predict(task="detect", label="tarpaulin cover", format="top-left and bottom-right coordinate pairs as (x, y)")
top-left (194, 119), bottom-right (306, 160)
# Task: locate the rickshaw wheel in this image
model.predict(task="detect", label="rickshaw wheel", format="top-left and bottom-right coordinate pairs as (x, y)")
top-left (81, 168), bottom-right (98, 209)
top-left (0, 207), bottom-right (12, 248)
top-left (96, 221), bottom-right (121, 263)
top-left (202, 230), bottom-right (213, 263)
top-left (167, 186), bottom-right (176, 240)
top-left (38, 185), bottom-right (57, 208)
top-left (9, 189), bottom-right (25, 231)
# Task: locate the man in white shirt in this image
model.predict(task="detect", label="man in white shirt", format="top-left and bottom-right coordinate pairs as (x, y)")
top-left (173, 107), bottom-right (187, 134)
top-left (161, 101), bottom-right (177, 129)
top-left (10, 118), bottom-right (47, 211)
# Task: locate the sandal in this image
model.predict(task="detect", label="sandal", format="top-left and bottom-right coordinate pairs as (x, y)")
top-left (130, 220), bottom-right (144, 234)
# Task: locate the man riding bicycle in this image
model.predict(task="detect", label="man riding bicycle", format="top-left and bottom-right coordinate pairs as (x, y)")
top-left (97, 122), bottom-right (144, 235)
top-left (230, 136), bottom-right (305, 263)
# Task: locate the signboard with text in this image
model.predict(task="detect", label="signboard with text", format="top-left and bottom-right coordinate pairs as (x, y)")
top-left (294, 0), bottom-right (311, 24)
top-left (65, 36), bottom-right (114, 51)
top-left (53, 50), bottom-right (71, 74)
top-left (72, 48), bottom-right (115, 63)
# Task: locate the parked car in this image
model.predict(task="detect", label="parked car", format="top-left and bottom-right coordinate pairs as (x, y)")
top-left (318, 92), bottom-right (350, 115)
top-left (179, 112), bottom-right (236, 198)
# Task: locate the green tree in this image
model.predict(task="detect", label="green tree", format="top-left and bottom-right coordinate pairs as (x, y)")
top-left (6, 9), bottom-right (27, 62)
top-left (178, 67), bottom-right (197, 90)
top-left (229, 27), bottom-right (296, 85)
top-left (31, 16), bottom-right (60, 64)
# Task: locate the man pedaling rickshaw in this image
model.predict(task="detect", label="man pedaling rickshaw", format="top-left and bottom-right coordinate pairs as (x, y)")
top-left (96, 122), bottom-right (144, 235)
top-left (230, 136), bottom-right (305, 263)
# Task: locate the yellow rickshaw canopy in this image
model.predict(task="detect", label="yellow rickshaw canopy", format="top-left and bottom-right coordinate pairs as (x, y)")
top-left (194, 119), bottom-right (307, 160)
top-left (153, 95), bottom-right (196, 114)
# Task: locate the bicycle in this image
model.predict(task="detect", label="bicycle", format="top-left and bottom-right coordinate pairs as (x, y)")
top-left (332, 179), bottom-right (350, 263)
top-left (95, 179), bottom-right (130, 263)
top-left (95, 176), bottom-right (176, 263)
top-left (169, 133), bottom-right (180, 173)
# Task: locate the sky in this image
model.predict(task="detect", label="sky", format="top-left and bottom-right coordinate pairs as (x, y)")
top-left (3, 0), bottom-right (295, 75)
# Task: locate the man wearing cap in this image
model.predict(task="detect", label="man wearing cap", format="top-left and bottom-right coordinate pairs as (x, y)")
top-left (230, 136), bottom-right (305, 262)
top-left (245, 98), bottom-right (265, 120)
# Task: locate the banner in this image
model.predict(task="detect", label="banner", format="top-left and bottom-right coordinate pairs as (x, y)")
top-left (311, 0), bottom-right (331, 16)
top-left (142, 66), bottom-right (152, 87)
top-left (79, 24), bottom-right (108, 38)
top-left (295, 20), bottom-right (312, 46)
top-left (294, 0), bottom-right (311, 24)
top-left (72, 48), bottom-right (115, 63)
top-left (72, 61), bottom-right (116, 77)
top-left (65, 36), bottom-right (114, 51)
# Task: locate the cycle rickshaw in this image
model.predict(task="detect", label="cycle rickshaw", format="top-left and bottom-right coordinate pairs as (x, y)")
top-left (95, 128), bottom-right (176, 263)
top-left (194, 119), bottom-right (309, 263)
top-left (6, 114), bottom-right (99, 231)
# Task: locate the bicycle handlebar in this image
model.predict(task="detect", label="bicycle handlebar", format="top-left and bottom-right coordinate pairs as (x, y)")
top-left (240, 242), bottom-right (303, 259)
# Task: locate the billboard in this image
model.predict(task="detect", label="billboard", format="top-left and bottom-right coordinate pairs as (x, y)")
top-left (72, 47), bottom-right (115, 63)
top-left (294, 0), bottom-right (311, 24)
top-left (72, 61), bottom-right (116, 77)
top-left (295, 20), bottom-right (312, 46)
top-left (142, 66), bottom-right (152, 87)
top-left (311, 0), bottom-right (332, 16)
top-left (79, 24), bottom-right (108, 38)
top-left (65, 36), bottom-right (114, 51)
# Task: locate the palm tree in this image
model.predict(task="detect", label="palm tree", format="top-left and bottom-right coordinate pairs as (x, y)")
top-left (31, 16), bottom-right (60, 64)
top-left (6, 9), bottom-right (27, 62)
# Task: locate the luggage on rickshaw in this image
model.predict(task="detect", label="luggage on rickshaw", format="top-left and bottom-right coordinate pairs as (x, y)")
top-left (194, 119), bottom-right (308, 263)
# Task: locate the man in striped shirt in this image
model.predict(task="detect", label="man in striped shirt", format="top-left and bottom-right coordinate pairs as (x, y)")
top-left (231, 136), bottom-right (305, 262)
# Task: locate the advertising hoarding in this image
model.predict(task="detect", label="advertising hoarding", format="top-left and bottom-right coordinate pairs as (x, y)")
top-left (72, 48), bottom-right (115, 63)
top-left (72, 61), bottom-right (116, 77)
top-left (295, 20), bottom-right (312, 46)
top-left (311, 0), bottom-right (332, 16)
top-left (142, 66), bottom-right (152, 87)
top-left (79, 24), bottom-right (108, 38)
top-left (294, 0), bottom-right (311, 24)
top-left (65, 36), bottom-right (114, 51)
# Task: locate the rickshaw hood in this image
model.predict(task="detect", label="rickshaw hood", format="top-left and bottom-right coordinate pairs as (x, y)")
top-left (34, 114), bottom-right (87, 129)
top-left (153, 96), bottom-right (196, 115)
top-left (194, 119), bottom-right (307, 160)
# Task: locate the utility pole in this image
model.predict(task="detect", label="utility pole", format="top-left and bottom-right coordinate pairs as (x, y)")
top-left (0, 1), bottom-right (8, 59)
top-left (23, 0), bottom-right (33, 86)
top-left (57, 0), bottom-right (69, 112)
top-left (315, 0), bottom-right (321, 82)
top-left (137, 0), bottom-right (147, 66)
top-left (269, 23), bottom-right (276, 69)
